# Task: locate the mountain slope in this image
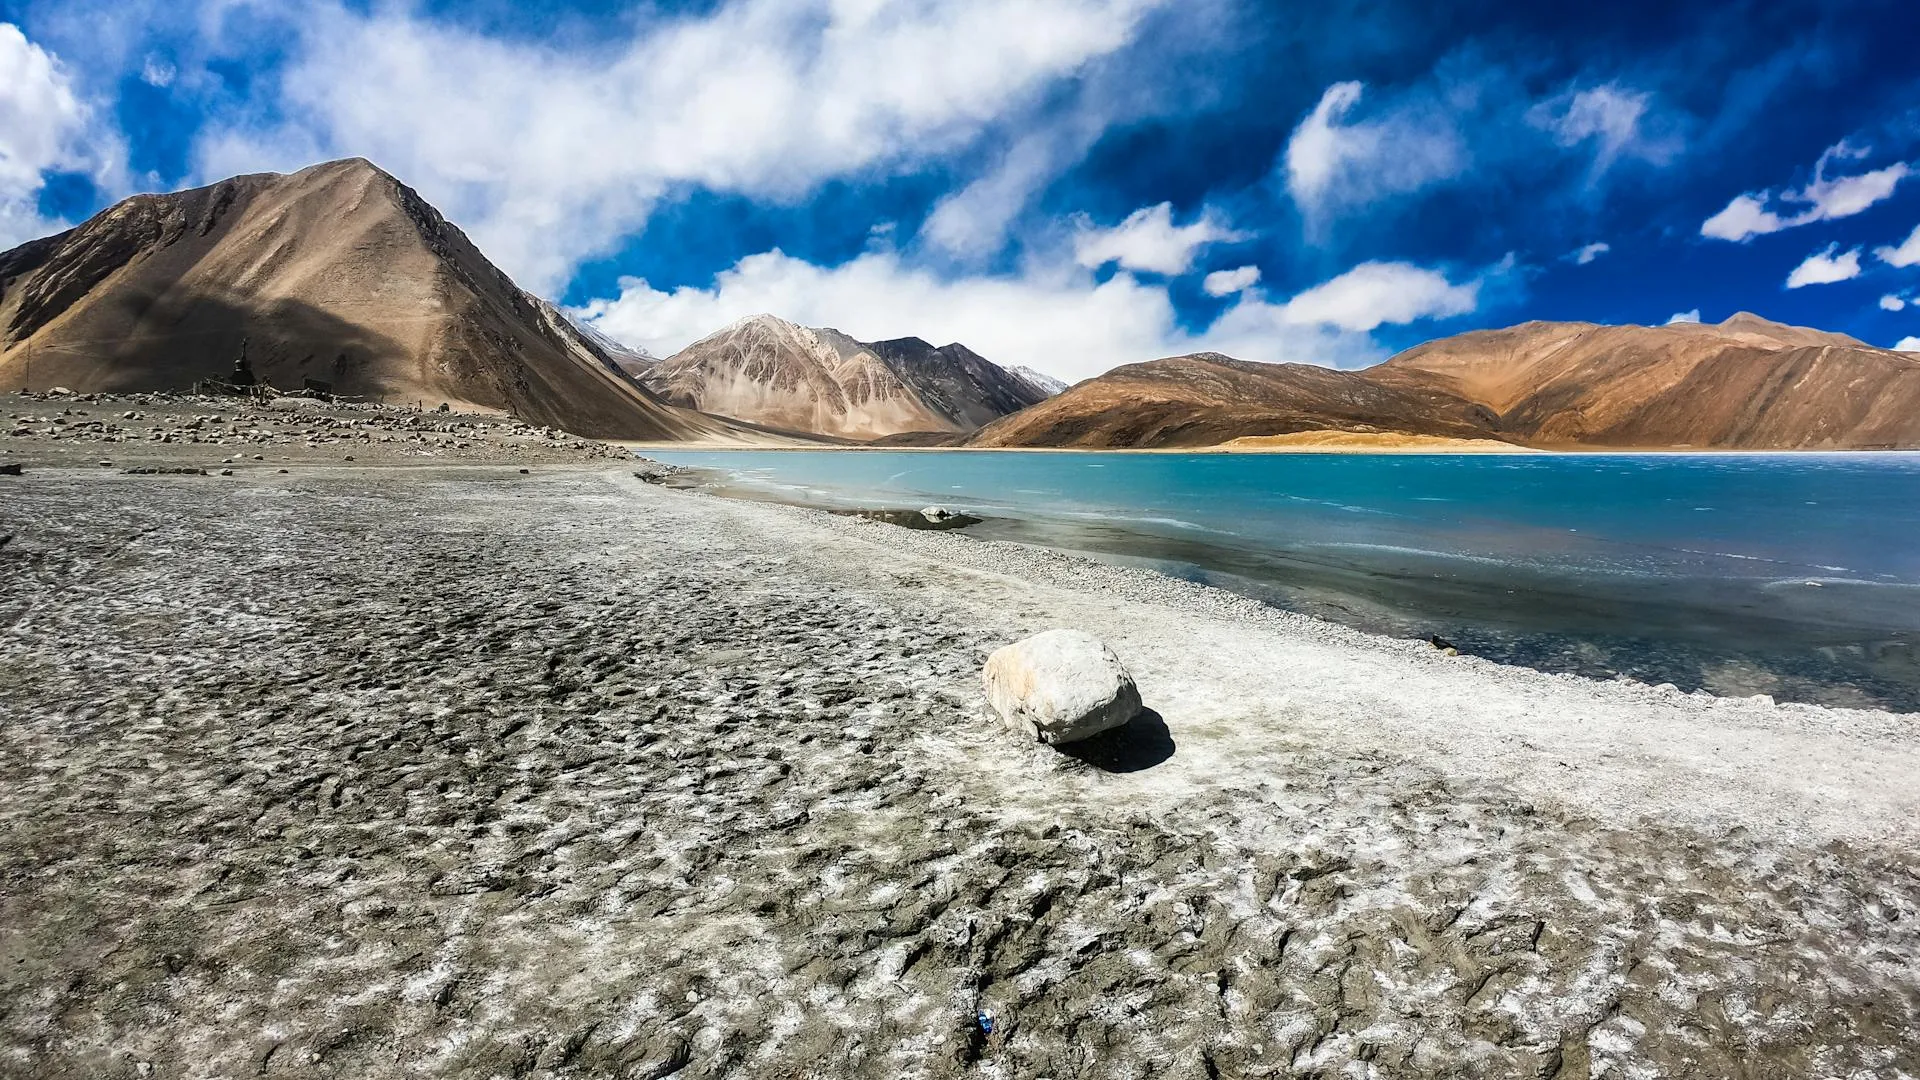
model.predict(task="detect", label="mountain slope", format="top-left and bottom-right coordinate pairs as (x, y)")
top-left (967, 352), bottom-right (1502, 448)
top-left (0, 158), bottom-right (746, 441)
top-left (1377, 313), bottom-right (1920, 449)
top-left (968, 313), bottom-right (1920, 451)
top-left (646, 315), bottom-right (1048, 439)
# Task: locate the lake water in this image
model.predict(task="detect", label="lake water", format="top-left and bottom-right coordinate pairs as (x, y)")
top-left (641, 449), bottom-right (1920, 711)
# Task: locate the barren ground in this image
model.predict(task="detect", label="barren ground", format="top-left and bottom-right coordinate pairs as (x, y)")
top-left (1, 461), bottom-right (1916, 1079)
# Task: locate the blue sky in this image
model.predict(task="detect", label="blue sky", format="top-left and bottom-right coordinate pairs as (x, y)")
top-left (3, 0), bottom-right (1919, 379)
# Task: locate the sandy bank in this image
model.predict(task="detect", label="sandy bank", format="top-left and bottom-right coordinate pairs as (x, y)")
top-left (1, 466), bottom-right (1914, 1078)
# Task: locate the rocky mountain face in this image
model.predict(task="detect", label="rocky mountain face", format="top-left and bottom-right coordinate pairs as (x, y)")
top-left (1009, 365), bottom-right (1070, 398)
top-left (0, 158), bottom-right (742, 441)
top-left (645, 315), bottom-right (1049, 440)
top-left (971, 314), bottom-right (1920, 450)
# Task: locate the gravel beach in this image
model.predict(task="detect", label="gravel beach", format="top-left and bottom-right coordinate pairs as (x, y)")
top-left (1, 452), bottom-right (1916, 1078)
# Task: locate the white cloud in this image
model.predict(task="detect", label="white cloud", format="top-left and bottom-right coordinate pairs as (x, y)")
top-left (1272, 260), bottom-right (1480, 332)
top-left (197, 0), bottom-right (1171, 293)
top-left (1202, 265), bottom-right (1261, 296)
top-left (1283, 80), bottom-right (1466, 222)
top-left (1896, 337), bottom-right (1920, 353)
top-left (0, 23), bottom-right (123, 248)
top-left (1784, 243), bottom-right (1862, 288)
top-left (1700, 194), bottom-right (1789, 242)
top-left (920, 135), bottom-right (1068, 260)
top-left (1701, 141), bottom-right (1910, 242)
top-left (1877, 223), bottom-right (1920, 268)
top-left (139, 55), bottom-right (175, 88)
top-left (1071, 202), bottom-right (1246, 275)
top-left (573, 250), bottom-right (1491, 381)
top-left (1531, 83), bottom-right (1681, 176)
top-left (1881, 294), bottom-right (1907, 312)
top-left (1569, 242), bottom-right (1611, 265)
top-left (1666, 309), bottom-right (1701, 324)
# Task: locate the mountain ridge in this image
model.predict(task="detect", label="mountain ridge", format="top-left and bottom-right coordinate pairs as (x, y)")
top-left (0, 158), bottom-right (754, 441)
top-left (644, 313), bottom-right (1048, 439)
top-left (970, 315), bottom-right (1920, 451)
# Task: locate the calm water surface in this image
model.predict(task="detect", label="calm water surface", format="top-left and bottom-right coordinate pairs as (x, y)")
top-left (641, 449), bottom-right (1920, 711)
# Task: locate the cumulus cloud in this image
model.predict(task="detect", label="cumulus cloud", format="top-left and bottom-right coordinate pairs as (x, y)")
top-left (1071, 202), bottom-right (1247, 275)
top-left (0, 23), bottom-right (122, 248)
top-left (573, 251), bottom-right (1491, 380)
top-left (1283, 80), bottom-right (1466, 222)
top-left (1530, 83), bottom-right (1681, 176)
top-left (1569, 242), bottom-right (1611, 265)
top-left (1896, 337), bottom-right (1920, 352)
top-left (1784, 243), bottom-right (1862, 288)
top-left (1666, 309), bottom-right (1701, 324)
top-left (197, 0), bottom-right (1173, 293)
top-left (1881, 295), bottom-right (1907, 311)
top-left (1702, 141), bottom-right (1910, 242)
top-left (1877, 224), bottom-right (1920, 268)
top-left (1271, 261), bottom-right (1480, 332)
top-left (1202, 265), bottom-right (1261, 296)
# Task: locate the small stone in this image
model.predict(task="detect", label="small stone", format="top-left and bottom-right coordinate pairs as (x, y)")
top-left (219, 468), bottom-right (234, 476)
top-left (922, 505), bottom-right (955, 522)
top-left (983, 629), bottom-right (1142, 744)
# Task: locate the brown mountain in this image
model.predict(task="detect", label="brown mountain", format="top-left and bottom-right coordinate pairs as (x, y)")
top-left (970, 314), bottom-right (1920, 450)
top-left (0, 158), bottom-right (748, 441)
top-left (645, 314), bottom-right (1049, 440)
top-left (967, 352), bottom-right (1500, 448)
top-left (1375, 313), bottom-right (1920, 449)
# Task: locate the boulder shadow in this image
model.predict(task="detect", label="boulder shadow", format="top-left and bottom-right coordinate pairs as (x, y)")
top-left (1053, 708), bottom-right (1175, 773)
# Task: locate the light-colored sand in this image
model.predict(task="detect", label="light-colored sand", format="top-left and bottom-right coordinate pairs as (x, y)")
top-left (2, 466), bottom-right (1915, 1078)
top-left (1213, 430), bottom-right (1536, 452)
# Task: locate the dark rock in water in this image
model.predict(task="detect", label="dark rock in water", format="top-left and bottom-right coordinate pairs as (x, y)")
top-left (123, 467), bottom-right (208, 476)
top-left (832, 508), bottom-right (982, 531)
top-left (0, 462), bottom-right (21, 476)
top-left (1428, 634), bottom-right (1460, 656)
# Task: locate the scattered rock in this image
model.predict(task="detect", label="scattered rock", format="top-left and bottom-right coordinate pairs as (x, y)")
top-left (122, 467), bottom-right (207, 476)
top-left (983, 629), bottom-right (1142, 744)
top-left (219, 469), bottom-right (234, 476)
top-left (922, 505), bottom-right (955, 522)
top-left (0, 462), bottom-right (20, 476)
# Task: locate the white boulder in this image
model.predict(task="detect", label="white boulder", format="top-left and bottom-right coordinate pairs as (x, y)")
top-left (983, 629), bottom-right (1141, 744)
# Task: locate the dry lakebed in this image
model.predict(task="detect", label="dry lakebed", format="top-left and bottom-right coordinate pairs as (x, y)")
top-left (1, 407), bottom-right (1916, 1079)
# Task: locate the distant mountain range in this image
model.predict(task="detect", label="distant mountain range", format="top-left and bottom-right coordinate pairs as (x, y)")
top-left (6, 157), bottom-right (1915, 451)
top-left (639, 314), bottom-right (1053, 439)
top-left (971, 314), bottom-right (1920, 451)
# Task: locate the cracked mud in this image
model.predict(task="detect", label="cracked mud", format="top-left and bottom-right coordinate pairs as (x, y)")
top-left (1, 466), bottom-right (1915, 1078)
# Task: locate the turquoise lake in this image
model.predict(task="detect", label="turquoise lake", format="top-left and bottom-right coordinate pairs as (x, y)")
top-left (640, 449), bottom-right (1920, 711)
